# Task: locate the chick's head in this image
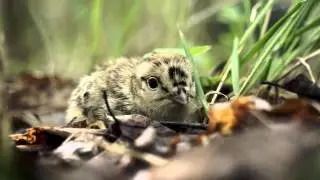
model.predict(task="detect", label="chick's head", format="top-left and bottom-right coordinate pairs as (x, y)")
top-left (131, 52), bottom-right (197, 121)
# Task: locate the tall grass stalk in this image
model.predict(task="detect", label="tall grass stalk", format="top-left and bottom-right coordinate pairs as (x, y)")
top-left (211, 0), bottom-right (275, 103)
top-left (179, 30), bottom-right (208, 113)
top-left (209, 0), bottom-right (320, 100)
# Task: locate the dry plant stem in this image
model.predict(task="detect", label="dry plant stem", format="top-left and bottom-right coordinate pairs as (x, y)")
top-left (250, 2), bottom-right (262, 23)
top-left (277, 48), bottom-right (320, 82)
top-left (39, 127), bottom-right (109, 136)
top-left (210, 65), bottom-right (231, 104)
top-left (260, 9), bottom-right (272, 38)
top-left (298, 57), bottom-right (316, 83)
top-left (210, 46), bottom-right (244, 104)
top-left (98, 139), bottom-right (169, 167)
top-left (158, 121), bottom-right (208, 130)
top-left (205, 91), bottom-right (229, 104)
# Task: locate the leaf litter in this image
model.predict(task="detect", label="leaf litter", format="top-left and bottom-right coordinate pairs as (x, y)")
top-left (6, 72), bottom-right (320, 180)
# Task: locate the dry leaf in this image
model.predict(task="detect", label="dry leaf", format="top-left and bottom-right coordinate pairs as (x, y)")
top-left (207, 96), bottom-right (271, 135)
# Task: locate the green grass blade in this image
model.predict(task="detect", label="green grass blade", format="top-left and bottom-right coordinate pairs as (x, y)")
top-left (189, 45), bottom-right (212, 57)
top-left (211, 0), bottom-right (275, 103)
top-left (260, 8), bottom-right (272, 38)
top-left (294, 16), bottom-right (320, 36)
top-left (243, 0), bottom-right (252, 22)
top-left (239, 0), bottom-right (274, 45)
top-left (268, 29), bottom-right (320, 81)
top-left (283, 0), bottom-right (317, 49)
top-left (241, 1), bottom-right (304, 65)
top-left (245, 55), bottom-right (272, 92)
top-left (239, 11), bottom-right (299, 94)
top-left (178, 30), bottom-right (208, 113)
top-left (230, 37), bottom-right (240, 96)
top-left (220, 0), bottom-right (275, 76)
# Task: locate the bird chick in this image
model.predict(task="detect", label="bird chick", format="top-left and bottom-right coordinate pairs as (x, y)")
top-left (65, 52), bottom-right (200, 126)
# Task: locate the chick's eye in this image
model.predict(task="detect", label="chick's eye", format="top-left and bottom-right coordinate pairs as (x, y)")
top-left (146, 77), bottom-right (159, 90)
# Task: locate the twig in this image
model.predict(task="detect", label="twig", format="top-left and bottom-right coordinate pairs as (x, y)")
top-left (210, 64), bottom-right (231, 104)
top-left (102, 90), bottom-right (122, 140)
top-left (102, 90), bottom-right (120, 123)
top-left (158, 121), bottom-right (208, 131)
top-left (206, 91), bottom-right (229, 104)
top-left (40, 126), bottom-right (109, 136)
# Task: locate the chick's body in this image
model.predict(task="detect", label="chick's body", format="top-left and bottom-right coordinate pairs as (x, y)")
top-left (65, 52), bottom-right (200, 124)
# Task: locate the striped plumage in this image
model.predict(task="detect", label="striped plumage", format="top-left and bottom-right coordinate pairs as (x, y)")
top-left (65, 52), bottom-right (200, 124)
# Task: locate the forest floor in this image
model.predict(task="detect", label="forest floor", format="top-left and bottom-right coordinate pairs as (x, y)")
top-left (5, 71), bottom-right (320, 180)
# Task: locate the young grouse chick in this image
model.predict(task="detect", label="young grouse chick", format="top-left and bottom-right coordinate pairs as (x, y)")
top-left (65, 52), bottom-right (200, 125)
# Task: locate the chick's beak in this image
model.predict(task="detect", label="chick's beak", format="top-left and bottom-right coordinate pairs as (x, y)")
top-left (171, 89), bottom-right (188, 105)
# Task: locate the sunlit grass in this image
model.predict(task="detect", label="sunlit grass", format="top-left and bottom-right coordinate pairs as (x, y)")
top-left (2, 0), bottom-right (320, 99)
top-left (208, 0), bottom-right (320, 103)
top-left (5, 0), bottom-right (194, 78)
top-left (210, 0), bottom-right (276, 103)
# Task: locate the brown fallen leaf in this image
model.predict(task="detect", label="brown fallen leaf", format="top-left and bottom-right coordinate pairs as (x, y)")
top-left (9, 126), bottom-right (109, 151)
top-left (207, 96), bottom-right (272, 135)
top-left (10, 127), bottom-right (43, 144)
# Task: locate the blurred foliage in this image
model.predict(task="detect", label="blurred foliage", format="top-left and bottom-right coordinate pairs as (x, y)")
top-left (0, 0), bottom-right (275, 78)
top-left (2, 0), bottom-right (309, 81)
top-left (0, 0), bottom-right (319, 95)
top-left (0, 0), bottom-right (319, 102)
top-left (0, 0), bottom-right (204, 77)
top-left (4, 0), bottom-right (319, 101)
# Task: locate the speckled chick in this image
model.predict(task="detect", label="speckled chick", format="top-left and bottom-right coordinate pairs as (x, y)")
top-left (65, 52), bottom-right (200, 124)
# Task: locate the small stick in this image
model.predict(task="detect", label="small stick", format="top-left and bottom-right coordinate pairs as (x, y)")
top-left (158, 121), bottom-right (208, 130)
top-left (102, 90), bottom-right (122, 139)
top-left (102, 90), bottom-right (119, 124)
top-left (298, 57), bottom-right (316, 83)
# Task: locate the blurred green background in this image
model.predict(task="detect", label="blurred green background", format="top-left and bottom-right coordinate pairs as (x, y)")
top-left (0, 0), bottom-right (293, 78)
